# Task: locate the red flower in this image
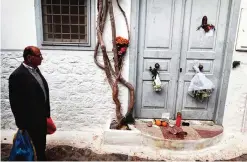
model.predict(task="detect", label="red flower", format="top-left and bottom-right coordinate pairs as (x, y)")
top-left (118, 47), bottom-right (127, 56)
top-left (120, 47), bottom-right (127, 53)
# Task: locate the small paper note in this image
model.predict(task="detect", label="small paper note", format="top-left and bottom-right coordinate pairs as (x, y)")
top-left (205, 30), bottom-right (214, 37)
top-left (161, 113), bottom-right (170, 120)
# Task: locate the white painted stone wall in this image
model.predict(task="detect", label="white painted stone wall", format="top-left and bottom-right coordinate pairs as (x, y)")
top-left (1, 0), bottom-right (130, 130)
top-left (222, 0), bottom-right (247, 133)
top-left (1, 0), bottom-right (247, 134)
top-left (223, 50), bottom-right (247, 133)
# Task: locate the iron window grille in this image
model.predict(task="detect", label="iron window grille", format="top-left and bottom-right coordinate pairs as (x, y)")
top-left (41, 0), bottom-right (90, 45)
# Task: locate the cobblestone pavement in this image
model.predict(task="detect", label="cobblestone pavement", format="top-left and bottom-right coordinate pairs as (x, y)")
top-left (1, 144), bottom-right (246, 161)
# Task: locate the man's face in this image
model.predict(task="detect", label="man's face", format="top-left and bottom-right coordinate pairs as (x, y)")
top-left (27, 47), bottom-right (43, 67)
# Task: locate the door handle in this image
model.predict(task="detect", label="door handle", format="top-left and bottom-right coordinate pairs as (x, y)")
top-left (149, 63), bottom-right (160, 80)
top-left (199, 64), bottom-right (203, 72)
top-left (155, 63), bottom-right (160, 69)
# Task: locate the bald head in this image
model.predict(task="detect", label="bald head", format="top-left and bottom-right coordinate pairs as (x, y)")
top-left (23, 46), bottom-right (43, 67)
top-left (23, 46), bottom-right (41, 61)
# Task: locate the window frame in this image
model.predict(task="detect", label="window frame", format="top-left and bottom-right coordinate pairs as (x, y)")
top-left (235, 8), bottom-right (247, 52)
top-left (35, 0), bottom-right (96, 51)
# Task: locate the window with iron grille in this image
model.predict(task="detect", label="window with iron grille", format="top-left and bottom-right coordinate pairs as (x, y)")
top-left (38, 0), bottom-right (94, 48)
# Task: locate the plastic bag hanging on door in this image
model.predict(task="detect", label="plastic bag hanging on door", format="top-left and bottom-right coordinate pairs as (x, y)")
top-left (188, 65), bottom-right (215, 102)
top-left (150, 63), bottom-right (162, 92)
top-left (153, 74), bottom-right (162, 92)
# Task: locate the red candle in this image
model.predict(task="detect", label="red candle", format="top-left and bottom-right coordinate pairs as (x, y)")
top-left (176, 112), bottom-right (182, 127)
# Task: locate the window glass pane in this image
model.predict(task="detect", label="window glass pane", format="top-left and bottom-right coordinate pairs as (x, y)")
top-left (79, 0), bottom-right (86, 5)
top-left (71, 16), bottom-right (78, 24)
top-left (70, 0), bottom-right (79, 5)
top-left (70, 6), bottom-right (78, 14)
top-left (62, 16), bottom-right (69, 24)
top-left (53, 5), bottom-right (60, 14)
top-left (43, 15), bottom-right (52, 23)
top-left (71, 34), bottom-right (79, 39)
top-left (53, 15), bottom-right (61, 24)
top-left (49, 34), bottom-right (53, 39)
top-left (79, 6), bottom-right (86, 15)
top-left (47, 15), bottom-right (52, 23)
top-left (62, 25), bottom-right (70, 33)
top-left (79, 26), bottom-right (86, 34)
top-left (61, 1), bottom-right (69, 5)
top-left (43, 0), bottom-right (52, 4)
top-left (54, 25), bottom-right (61, 33)
top-left (71, 25), bottom-right (78, 33)
top-left (44, 24), bottom-right (53, 33)
top-left (52, 0), bottom-right (60, 5)
top-left (80, 35), bottom-right (86, 42)
top-left (44, 33), bottom-right (53, 39)
top-left (55, 34), bottom-right (61, 39)
top-left (43, 5), bottom-right (52, 14)
top-left (62, 34), bottom-right (70, 39)
top-left (79, 16), bottom-right (86, 24)
top-left (61, 6), bottom-right (69, 14)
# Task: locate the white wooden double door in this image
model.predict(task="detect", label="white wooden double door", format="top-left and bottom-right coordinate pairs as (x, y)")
top-left (136, 0), bottom-right (231, 120)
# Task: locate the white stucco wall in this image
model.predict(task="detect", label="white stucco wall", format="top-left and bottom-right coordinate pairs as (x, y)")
top-left (1, 0), bottom-right (37, 49)
top-left (1, 0), bottom-right (247, 134)
top-left (223, 50), bottom-right (247, 133)
top-left (222, 0), bottom-right (247, 133)
top-left (1, 0), bottom-right (131, 130)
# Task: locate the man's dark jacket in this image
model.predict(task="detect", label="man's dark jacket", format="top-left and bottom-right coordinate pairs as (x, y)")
top-left (9, 64), bottom-right (50, 131)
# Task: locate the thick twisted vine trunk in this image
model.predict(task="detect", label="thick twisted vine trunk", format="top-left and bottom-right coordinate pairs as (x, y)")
top-left (95, 0), bottom-right (135, 128)
top-left (109, 0), bottom-right (124, 122)
top-left (116, 0), bottom-right (130, 40)
top-left (96, 0), bottom-right (114, 88)
top-left (94, 0), bottom-right (109, 70)
top-left (116, 0), bottom-right (135, 124)
top-left (94, 0), bottom-right (104, 69)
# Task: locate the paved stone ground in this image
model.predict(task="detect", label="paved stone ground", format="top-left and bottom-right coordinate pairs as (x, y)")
top-left (2, 144), bottom-right (247, 161)
top-left (1, 144), bottom-right (152, 161)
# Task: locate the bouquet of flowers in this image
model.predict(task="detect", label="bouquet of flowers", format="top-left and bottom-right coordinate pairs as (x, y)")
top-left (188, 65), bottom-right (214, 102)
top-left (197, 16), bottom-right (216, 33)
top-left (116, 36), bottom-right (129, 55)
top-left (115, 36), bottom-right (129, 69)
top-left (152, 75), bottom-right (162, 92)
top-left (191, 89), bottom-right (213, 102)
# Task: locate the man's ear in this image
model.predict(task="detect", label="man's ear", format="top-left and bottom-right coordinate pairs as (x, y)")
top-left (27, 55), bottom-right (32, 63)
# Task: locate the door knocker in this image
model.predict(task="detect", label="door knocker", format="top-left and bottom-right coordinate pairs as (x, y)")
top-left (197, 16), bottom-right (215, 33)
top-left (198, 64), bottom-right (203, 72)
top-left (149, 63), bottom-right (162, 92)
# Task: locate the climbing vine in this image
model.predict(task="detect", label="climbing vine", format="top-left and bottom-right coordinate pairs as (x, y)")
top-left (94, 0), bottom-right (135, 129)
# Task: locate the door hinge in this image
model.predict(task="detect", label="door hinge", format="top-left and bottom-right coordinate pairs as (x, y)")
top-left (180, 68), bottom-right (182, 72)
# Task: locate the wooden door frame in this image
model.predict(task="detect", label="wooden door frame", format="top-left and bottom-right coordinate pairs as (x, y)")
top-left (128, 0), bottom-right (241, 124)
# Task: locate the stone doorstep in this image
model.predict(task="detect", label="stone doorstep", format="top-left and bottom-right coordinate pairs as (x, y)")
top-left (103, 118), bottom-right (224, 151)
top-left (137, 118), bottom-right (215, 126)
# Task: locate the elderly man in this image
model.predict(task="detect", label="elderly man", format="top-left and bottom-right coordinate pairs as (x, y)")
top-left (9, 46), bottom-right (51, 160)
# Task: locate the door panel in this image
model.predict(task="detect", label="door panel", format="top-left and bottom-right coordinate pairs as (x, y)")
top-left (136, 0), bottom-right (183, 118)
top-left (145, 0), bottom-right (173, 48)
top-left (176, 0), bottom-right (230, 120)
top-left (142, 81), bottom-right (168, 108)
top-left (189, 0), bottom-right (220, 49)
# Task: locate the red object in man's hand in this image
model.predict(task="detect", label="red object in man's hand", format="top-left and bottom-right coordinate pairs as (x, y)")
top-left (47, 117), bottom-right (56, 134)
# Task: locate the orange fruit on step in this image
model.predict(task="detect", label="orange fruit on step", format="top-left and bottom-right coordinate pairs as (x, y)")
top-left (161, 121), bottom-right (168, 127)
top-left (155, 120), bottom-right (162, 126)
